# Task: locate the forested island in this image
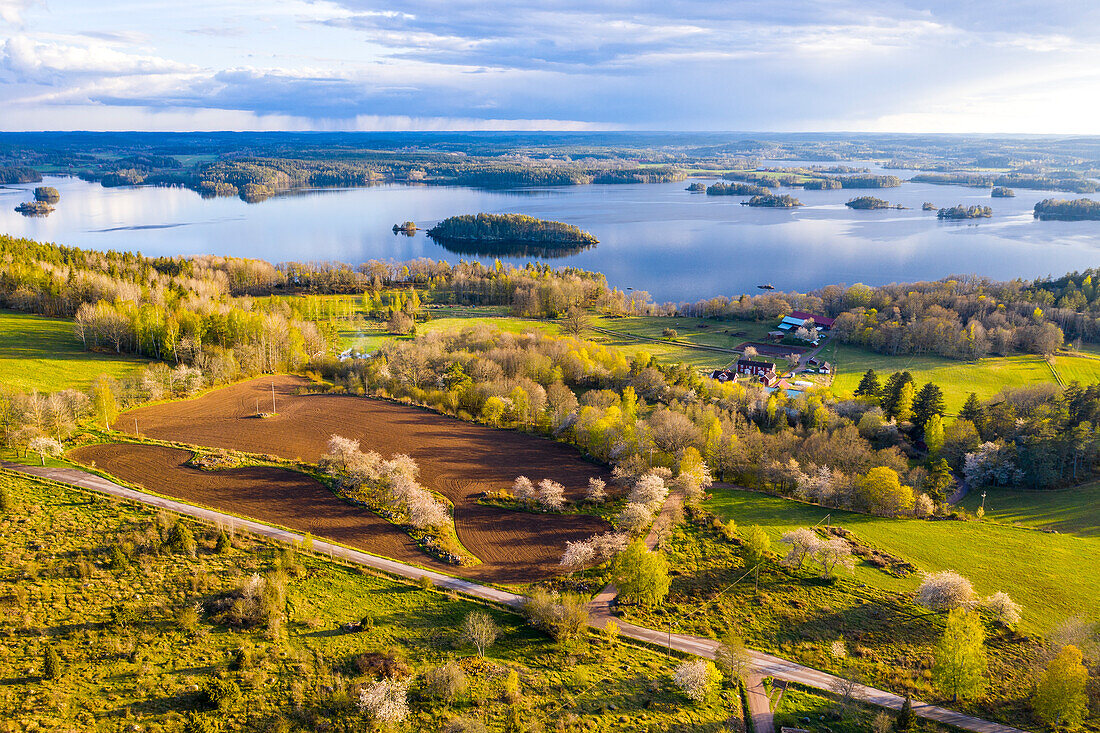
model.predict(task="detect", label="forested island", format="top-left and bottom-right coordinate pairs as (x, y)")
top-left (392, 221), bottom-right (418, 234)
top-left (937, 205), bottom-right (993, 220)
top-left (922, 202), bottom-right (937, 211)
top-left (991, 187), bottom-right (1015, 198)
top-left (426, 213), bottom-right (599, 247)
top-left (705, 181), bottom-right (770, 196)
top-left (1033, 198), bottom-right (1100, 221)
top-left (845, 196), bottom-right (904, 210)
top-left (913, 172), bottom-right (1097, 193)
top-left (14, 201), bottom-right (54, 215)
top-left (0, 165), bottom-right (41, 184)
top-left (33, 186), bottom-right (60, 203)
top-left (743, 194), bottom-right (802, 208)
top-left (685, 182), bottom-right (706, 192)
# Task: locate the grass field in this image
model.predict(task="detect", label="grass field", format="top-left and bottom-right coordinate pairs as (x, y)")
top-left (0, 469), bottom-right (744, 731)
top-left (826, 343), bottom-right (1059, 414)
top-left (587, 315), bottom-right (773, 371)
top-left (0, 310), bottom-right (147, 393)
top-left (704, 487), bottom-right (1100, 631)
top-left (958, 481), bottom-right (1100, 537)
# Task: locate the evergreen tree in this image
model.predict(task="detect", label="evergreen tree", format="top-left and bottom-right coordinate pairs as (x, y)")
top-left (215, 530), bottom-right (232, 554)
top-left (896, 694), bottom-right (915, 731)
top-left (880, 371), bottom-right (914, 418)
top-left (933, 609), bottom-right (987, 702)
top-left (959, 393), bottom-right (985, 432)
top-left (912, 382), bottom-right (946, 429)
top-left (854, 369), bottom-right (881, 398)
top-left (926, 459), bottom-right (954, 503)
top-left (42, 643), bottom-right (62, 679)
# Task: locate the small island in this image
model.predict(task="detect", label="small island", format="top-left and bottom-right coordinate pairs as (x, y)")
top-left (685, 182), bottom-right (706, 192)
top-left (1033, 198), bottom-right (1100, 221)
top-left (15, 201), bottom-right (55, 216)
top-left (802, 178), bottom-right (842, 190)
top-left (921, 202), bottom-right (937, 211)
top-left (845, 196), bottom-right (905, 210)
top-left (937, 205), bottom-right (992, 220)
top-left (33, 186), bottom-right (60, 203)
top-left (991, 187), bottom-right (1015, 198)
top-left (426, 213), bottom-right (598, 247)
top-left (742, 194), bottom-right (803, 208)
top-left (392, 221), bottom-right (418, 234)
top-left (706, 181), bottom-right (770, 196)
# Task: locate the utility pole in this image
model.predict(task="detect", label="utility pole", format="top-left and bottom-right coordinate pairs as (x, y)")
top-left (980, 491), bottom-right (987, 511)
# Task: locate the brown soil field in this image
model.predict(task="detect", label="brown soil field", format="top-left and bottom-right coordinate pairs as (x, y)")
top-left (78, 376), bottom-right (612, 582)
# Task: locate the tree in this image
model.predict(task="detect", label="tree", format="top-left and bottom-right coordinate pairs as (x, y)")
top-left (424, 661), bottom-right (468, 702)
top-left (741, 524), bottom-right (771, 592)
top-left (854, 466), bottom-right (914, 516)
top-left (92, 376), bottom-right (118, 431)
top-left (585, 477), bottom-right (607, 503)
top-left (912, 382), bottom-right (946, 429)
top-left (917, 571), bottom-right (976, 611)
top-left (854, 369), bottom-right (881, 398)
top-left (924, 413), bottom-right (945, 455)
top-left (959, 393), bottom-right (985, 431)
top-left (28, 436), bottom-right (63, 466)
top-left (714, 631), bottom-right (752, 684)
top-left (780, 528), bottom-right (821, 569)
top-left (894, 380), bottom-right (916, 422)
top-left (462, 611), bottom-right (499, 657)
top-left (933, 609), bottom-right (987, 702)
top-left (926, 459), bottom-right (955, 502)
top-left (42, 643), bottom-right (62, 679)
top-left (673, 659), bottom-right (722, 703)
top-left (880, 371), bottom-right (913, 418)
top-left (615, 502), bottom-right (653, 534)
top-left (813, 538), bottom-right (856, 579)
top-left (896, 694), bottom-right (915, 731)
top-left (611, 539), bottom-right (670, 608)
top-left (982, 591), bottom-right (1021, 627)
top-left (561, 306), bottom-right (591, 337)
top-left (537, 479), bottom-right (566, 511)
top-left (1033, 645), bottom-right (1089, 728)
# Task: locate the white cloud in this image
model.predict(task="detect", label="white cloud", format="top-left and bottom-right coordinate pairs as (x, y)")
top-left (1, 36), bottom-right (192, 84)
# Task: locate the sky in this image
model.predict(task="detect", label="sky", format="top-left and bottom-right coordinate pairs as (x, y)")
top-left (1, 0), bottom-right (1099, 133)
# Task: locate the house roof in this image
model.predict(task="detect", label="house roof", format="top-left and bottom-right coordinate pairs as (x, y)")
top-left (789, 310), bottom-right (835, 327)
top-left (736, 358), bottom-right (776, 369)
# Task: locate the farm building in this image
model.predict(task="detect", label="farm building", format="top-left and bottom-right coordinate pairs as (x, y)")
top-left (778, 310), bottom-right (835, 331)
top-left (709, 368), bottom-right (737, 383)
top-left (805, 357), bottom-right (832, 374)
top-left (735, 358), bottom-right (777, 378)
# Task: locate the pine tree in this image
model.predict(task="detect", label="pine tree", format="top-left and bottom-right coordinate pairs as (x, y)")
top-left (854, 369), bottom-right (881, 398)
top-left (958, 393), bottom-right (985, 430)
top-left (896, 694), bottom-right (915, 731)
top-left (215, 530), bottom-right (232, 554)
top-left (42, 643), bottom-right (62, 679)
top-left (880, 371), bottom-right (913, 418)
top-left (912, 382), bottom-right (946, 429)
top-left (926, 459), bottom-right (954, 502)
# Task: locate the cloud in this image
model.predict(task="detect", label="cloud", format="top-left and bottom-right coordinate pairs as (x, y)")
top-left (0, 0), bottom-right (35, 26)
top-left (1, 36), bottom-right (192, 84)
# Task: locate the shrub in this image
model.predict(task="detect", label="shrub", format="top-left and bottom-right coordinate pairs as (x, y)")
top-left (107, 544), bottom-right (130, 571)
top-left (166, 521), bottom-right (197, 556)
top-left (0, 484), bottom-right (11, 513)
top-left (424, 661), bottom-right (467, 702)
top-left (353, 649), bottom-right (410, 679)
top-left (214, 531), bottom-right (232, 554)
top-left (198, 676), bottom-right (241, 710)
top-left (982, 591), bottom-right (1021, 627)
top-left (176, 604), bottom-right (200, 633)
top-left (358, 677), bottom-right (410, 723)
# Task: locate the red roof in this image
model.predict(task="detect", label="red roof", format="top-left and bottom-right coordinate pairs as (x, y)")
top-left (789, 310), bottom-right (835, 327)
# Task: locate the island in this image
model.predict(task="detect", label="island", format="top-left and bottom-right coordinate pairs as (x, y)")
top-left (991, 187), bottom-right (1015, 198)
top-left (845, 196), bottom-right (905, 210)
top-left (1033, 198), bottom-right (1100, 221)
top-left (685, 182), bottom-right (706, 192)
top-left (392, 221), bottom-right (418, 234)
top-left (15, 201), bottom-right (55, 216)
top-left (742, 194), bottom-right (803, 208)
top-left (0, 166), bottom-right (41, 184)
top-left (706, 181), bottom-right (770, 196)
top-left (33, 186), bottom-right (60, 203)
top-left (426, 213), bottom-right (599, 247)
top-left (922, 202), bottom-right (937, 211)
top-left (802, 178), bottom-right (842, 189)
top-left (937, 205), bottom-right (992, 220)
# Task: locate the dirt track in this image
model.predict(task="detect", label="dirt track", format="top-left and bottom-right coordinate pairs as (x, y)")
top-left (78, 376), bottom-right (611, 581)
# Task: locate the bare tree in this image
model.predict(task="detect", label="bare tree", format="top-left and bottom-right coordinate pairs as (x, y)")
top-left (461, 611), bottom-right (499, 657)
top-left (561, 306), bottom-right (591, 337)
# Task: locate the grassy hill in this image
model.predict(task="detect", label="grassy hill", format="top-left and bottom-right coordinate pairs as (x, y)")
top-left (0, 310), bottom-right (147, 393)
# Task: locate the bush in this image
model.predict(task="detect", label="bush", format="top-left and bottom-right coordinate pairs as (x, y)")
top-left (673, 659), bottom-right (721, 703)
top-left (166, 521), bottom-right (197, 556)
top-left (214, 531), bottom-right (232, 554)
top-left (423, 661), bottom-right (468, 702)
top-left (107, 544), bottom-right (129, 571)
top-left (353, 649), bottom-right (410, 679)
top-left (916, 571), bottom-right (976, 611)
top-left (198, 676), bottom-right (241, 710)
top-left (0, 485), bottom-right (11, 513)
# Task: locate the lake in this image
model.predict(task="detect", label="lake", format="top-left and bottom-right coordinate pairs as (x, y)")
top-left (1, 173), bottom-right (1098, 301)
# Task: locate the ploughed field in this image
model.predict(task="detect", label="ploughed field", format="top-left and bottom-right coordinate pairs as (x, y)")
top-left (73, 376), bottom-right (609, 582)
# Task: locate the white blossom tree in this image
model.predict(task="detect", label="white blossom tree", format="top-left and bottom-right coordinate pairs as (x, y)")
top-left (781, 528), bottom-right (822, 569)
top-left (512, 475), bottom-right (536, 503)
top-left (585, 477), bottom-right (607, 503)
top-left (916, 571), bottom-right (977, 611)
top-left (983, 591), bottom-right (1021, 627)
top-left (629, 473), bottom-right (668, 511)
top-left (813, 538), bottom-right (856, 579)
top-left (537, 479), bottom-right (566, 511)
top-left (560, 539), bottom-right (596, 572)
top-left (673, 659), bottom-right (722, 703)
top-left (615, 502), bottom-right (653, 534)
top-left (28, 436), bottom-right (63, 466)
top-left (358, 677), bottom-right (410, 723)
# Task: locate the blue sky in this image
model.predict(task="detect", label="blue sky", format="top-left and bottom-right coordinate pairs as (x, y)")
top-left (1, 0), bottom-right (1098, 132)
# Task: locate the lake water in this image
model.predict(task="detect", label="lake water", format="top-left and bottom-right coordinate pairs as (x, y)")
top-left (1, 172), bottom-right (1098, 301)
